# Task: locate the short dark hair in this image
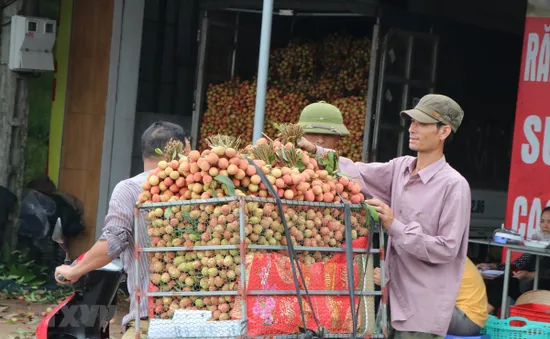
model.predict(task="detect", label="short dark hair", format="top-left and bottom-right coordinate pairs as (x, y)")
top-left (543, 206), bottom-right (550, 215)
top-left (141, 121), bottom-right (187, 159)
top-left (437, 122), bottom-right (454, 146)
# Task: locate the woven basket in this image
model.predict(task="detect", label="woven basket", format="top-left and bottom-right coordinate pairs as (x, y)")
top-left (515, 290), bottom-right (550, 306)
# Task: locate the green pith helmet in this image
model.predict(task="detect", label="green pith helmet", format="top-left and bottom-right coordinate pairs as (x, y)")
top-left (298, 101), bottom-right (350, 136)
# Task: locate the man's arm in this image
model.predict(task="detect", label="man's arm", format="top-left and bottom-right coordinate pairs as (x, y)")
top-left (387, 178), bottom-right (471, 264)
top-left (55, 180), bottom-right (139, 283)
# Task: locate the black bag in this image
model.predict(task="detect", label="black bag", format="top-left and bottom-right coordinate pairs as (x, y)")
top-left (50, 192), bottom-right (84, 237)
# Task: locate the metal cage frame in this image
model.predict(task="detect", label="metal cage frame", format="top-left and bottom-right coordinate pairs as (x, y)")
top-left (134, 195), bottom-right (388, 338)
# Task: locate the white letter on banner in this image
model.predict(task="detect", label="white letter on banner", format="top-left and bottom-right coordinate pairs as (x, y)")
top-left (537, 32), bottom-right (549, 82)
top-left (522, 115), bottom-right (541, 164)
top-left (528, 198), bottom-right (542, 238)
top-left (525, 33), bottom-right (539, 81)
top-left (543, 117), bottom-right (550, 165)
top-left (512, 196), bottom-right (528, 235)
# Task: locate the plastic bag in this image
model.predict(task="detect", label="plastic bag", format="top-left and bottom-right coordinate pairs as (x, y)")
top-left (18, 189), bottom-right (57, 250)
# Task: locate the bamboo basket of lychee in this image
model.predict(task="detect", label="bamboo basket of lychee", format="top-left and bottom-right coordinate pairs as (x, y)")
top-left (136, 124), bottom-right (380, 337)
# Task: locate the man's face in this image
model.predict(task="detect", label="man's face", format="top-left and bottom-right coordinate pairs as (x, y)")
top-left (541, 211), bottom-right (550, 233)
top-left (408, 119), bottom-right (450, 152)
top-left (303, 133), bottom-right (341, 150)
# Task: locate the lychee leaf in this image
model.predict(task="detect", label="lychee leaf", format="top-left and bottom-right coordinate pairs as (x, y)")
top-left (297, 160), bottom-right (306, 172)
top-left (163, 208), bottom-right (171, 220)
top-left (154, 148), bottom-right (163, 155)
top-left (181, 211), bottom-right (198, 228)
top-left (215, 175), bottom-right (235, 196)
top-left (363, 203), bottom-right (379, 223)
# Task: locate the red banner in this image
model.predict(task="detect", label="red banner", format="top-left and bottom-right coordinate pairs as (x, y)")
top-left (504, 8), bottom-right (550, 261)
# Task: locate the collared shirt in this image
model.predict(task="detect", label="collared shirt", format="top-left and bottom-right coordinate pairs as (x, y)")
top-left (98, 171), bottom-right (151, 328)
top-left (316, 148), bottom-right (471, 336)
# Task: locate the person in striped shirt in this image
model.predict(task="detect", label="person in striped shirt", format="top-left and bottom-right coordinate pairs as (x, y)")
top-left (54, 121), bottom-right (188, 339)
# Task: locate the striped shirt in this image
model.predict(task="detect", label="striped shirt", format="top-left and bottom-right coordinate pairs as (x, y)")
top-left (98, 171), bottom-right (150, 328)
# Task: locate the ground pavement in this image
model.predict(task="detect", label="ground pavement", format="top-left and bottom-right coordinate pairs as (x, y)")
top-left (0, 298), bottom-right (129, 339)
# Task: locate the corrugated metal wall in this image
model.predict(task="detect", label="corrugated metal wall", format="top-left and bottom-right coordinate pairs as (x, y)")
top-left (130, 0), bottom-right (199, 176)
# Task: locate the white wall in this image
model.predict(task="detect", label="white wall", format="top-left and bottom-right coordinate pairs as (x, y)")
top-left (95, 0), bottom-right (145, 238)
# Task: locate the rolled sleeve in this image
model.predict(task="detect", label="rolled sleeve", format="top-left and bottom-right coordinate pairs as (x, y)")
top-left (99, 180), bottom-right (141, 260)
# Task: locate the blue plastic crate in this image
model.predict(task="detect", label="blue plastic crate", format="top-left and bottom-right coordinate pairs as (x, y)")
top-left (481, 316), bottom-right (550, 339)
top-left (445, 335), bottom-right (490, 339)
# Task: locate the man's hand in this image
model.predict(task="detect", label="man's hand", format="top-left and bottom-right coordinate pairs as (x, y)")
top-left (54, 264), bottom-right (82, 284)
top-left (366, 198), bottom-right (394, 231)
top-left (374, 267), bottom-right (381, 286)
top-left (297, 137), bottom-right (317, 154)
top-left (513, 270), bottom-right (535, 281)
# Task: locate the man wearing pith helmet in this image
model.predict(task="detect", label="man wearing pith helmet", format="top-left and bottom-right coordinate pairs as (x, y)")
top-left (297, 101), bottom-right (350, 150)
top-left (298, 94), bottom-right (471, 339)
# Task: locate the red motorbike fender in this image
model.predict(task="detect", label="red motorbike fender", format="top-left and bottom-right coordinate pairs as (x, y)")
top-left (35, 294), bottom-right (76, 338)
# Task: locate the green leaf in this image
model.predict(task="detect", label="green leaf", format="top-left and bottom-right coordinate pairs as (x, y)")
top-left (172, 149), bottom-right (177, 161)
top-left (178, 153), bottom-right (184, 159)
top-left (21, 274), bottom-right (36, 283)
top-left (181, 210), bottom-right (193, 222)
top-left (268, 155), bottom-right (276, 164)
top-left (163, 208), bottom-right (171, 220)
top-left (363, 203), bottom-right (379, 223)
top-left (181, 211), bottom-right (199, 229)
top-left (9, 265), bottom-right (26, 277)
top-left (272, 122), bottom-right (281, 131)
top-left (1, 244), bottom-right (11, 264)
top-left (155, 148), bottom-right (163, 155)
top-left (297, 160), bottom-right (306, 172)
top-left (326, 152), bottom-right (335, 175)
top-left (279, 148), bottom-right (288, 161)
top-left (328, 151), bottom-right (339, 174)
top-left (214, 175), bottom-right (235, 196)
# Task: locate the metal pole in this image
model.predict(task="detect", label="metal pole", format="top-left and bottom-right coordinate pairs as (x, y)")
top-left (534, 255), bottom-right (541, 290)
top-left (500, 248), bottom-right (512, 319)
top-left (190, 11), bottom-right (209, 149)
top-left (361, 18), bottom-right (380, 163)
top-left (134, 208), bottom-right (141, 338)
top-left (252, 0), bottom-right (274, 143)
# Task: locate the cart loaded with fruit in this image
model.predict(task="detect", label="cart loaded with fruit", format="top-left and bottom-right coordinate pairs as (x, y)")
top-left (133, 125), bottom-right (387, 338)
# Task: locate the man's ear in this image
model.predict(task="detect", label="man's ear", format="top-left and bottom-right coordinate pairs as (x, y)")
top-left (438, 125), bottom-right (452, 141)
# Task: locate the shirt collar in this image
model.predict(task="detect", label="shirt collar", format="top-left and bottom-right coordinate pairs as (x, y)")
top-left (404, 156), bottom-right (447, 184)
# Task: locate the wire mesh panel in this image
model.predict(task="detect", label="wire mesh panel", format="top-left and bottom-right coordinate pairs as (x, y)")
top-left (134, 196), bottom-right (386, 338)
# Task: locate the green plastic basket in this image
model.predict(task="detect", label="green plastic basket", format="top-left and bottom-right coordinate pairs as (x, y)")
top-left (481, 316), bottom-right (550, 339)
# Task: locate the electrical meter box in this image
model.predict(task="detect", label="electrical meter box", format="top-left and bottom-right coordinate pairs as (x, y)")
top-left (9, 15), bottom-right (56, 72)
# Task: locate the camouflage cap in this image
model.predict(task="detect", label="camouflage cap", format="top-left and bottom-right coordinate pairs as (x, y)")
top-left (400, 94), bottom-right (464, 132)
top-left (298, 101), bottom-right (350, 136)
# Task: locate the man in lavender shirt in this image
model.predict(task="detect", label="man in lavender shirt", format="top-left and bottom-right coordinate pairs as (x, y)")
top-left (54, 121), bottom-right (188, 339)
top-left (298, 94), bottom-right (471, 339)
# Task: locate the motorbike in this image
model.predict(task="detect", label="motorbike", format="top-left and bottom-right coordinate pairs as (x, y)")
top-left (36, 219), bottom-right (125, 339)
